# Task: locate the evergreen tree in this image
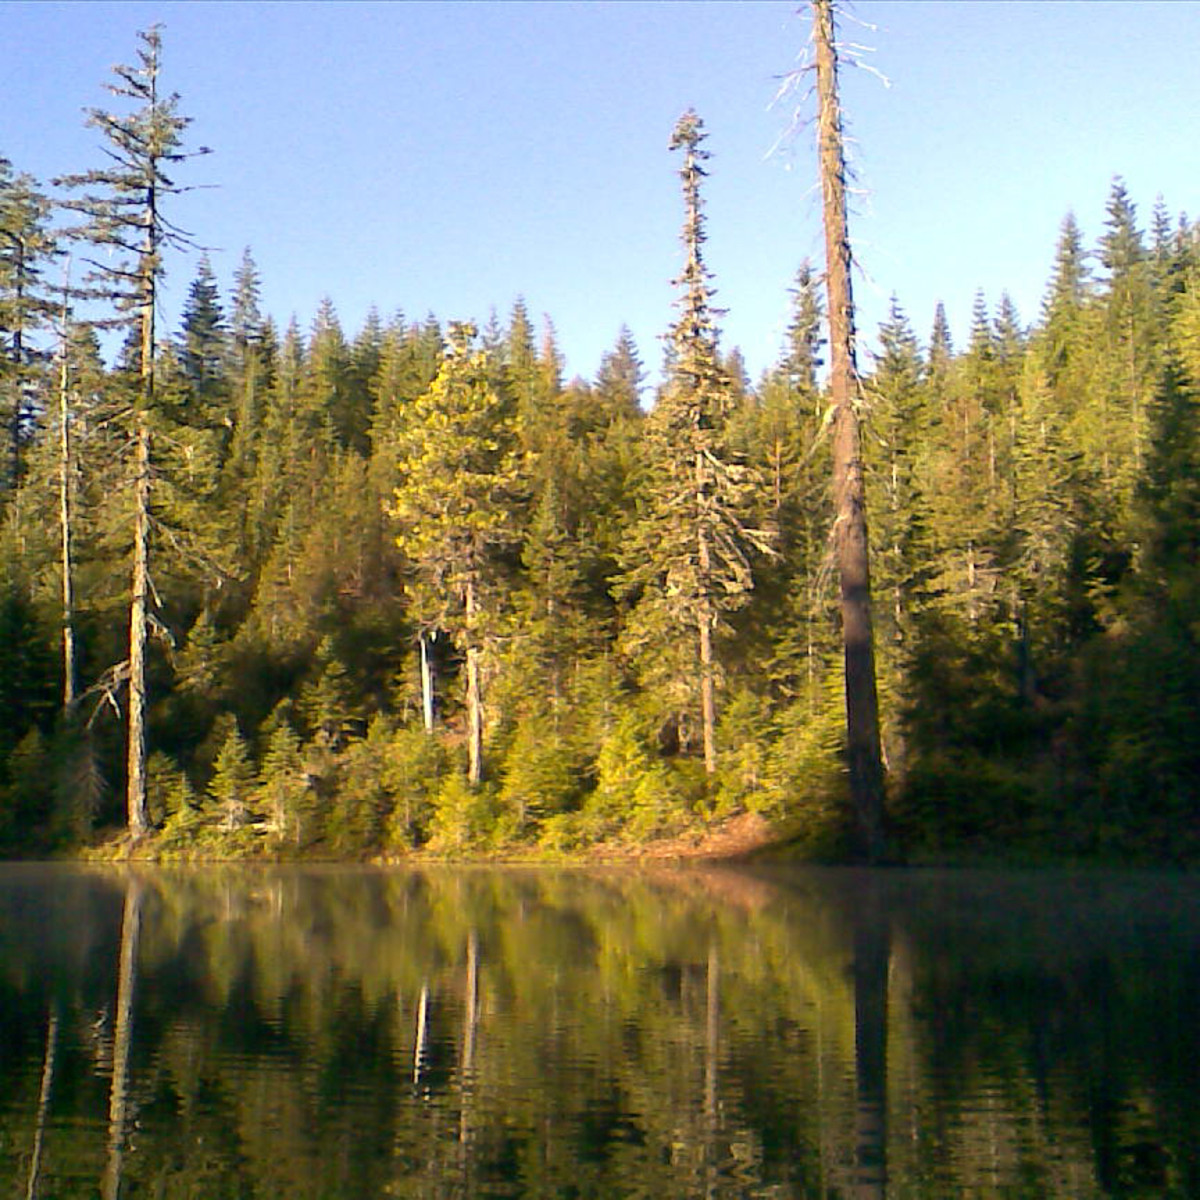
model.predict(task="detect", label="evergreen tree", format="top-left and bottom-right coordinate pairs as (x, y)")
top-left (207, 713), bottom-right (255, 831)
top-left (389, 322), bottom-right (520, 784)
top-left (256, 703), bottom-right (310, 843)
top-left (0, 158), bottom-right (56, 493)
top-left (865, 297), bottom-right (929, 657)
top-left (55, 26), bottom-right (208, 837)
top-left (594, 325), bottom-right (644, 422)
top-left (1093, 177), bottom-right (1158, 507)
top-left (1038, 211), bottom-right (1089, 387)
top-left (618, 110), bottom-right (772, 777)
top-left (177, 253), bottom-right (227, 410)
top-left (780, 260), bottom-right (826, 394)
top-left (928, 301), bottom-right (954, 385)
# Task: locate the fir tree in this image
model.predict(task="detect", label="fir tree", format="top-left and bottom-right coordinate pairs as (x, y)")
top-left (177, 253), bottom-right (227, 409)
top-left (0, 158), bottom-right (56, 492)
top-left (55, 26), bottom-right (208, 837)
top-left (207, 713), bottom-right (254, 831)
top-left (618, 110), bottom-right (772, 777)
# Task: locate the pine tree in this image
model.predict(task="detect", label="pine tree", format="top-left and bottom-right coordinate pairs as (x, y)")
top-left (618, 110), bottom-right (772, 777)
top-left (1093, 177), bottom-right (1158, 506)
top-left (594, 325), bottom-right (644, 423)
top-left (55, 26), bottom-right (209, 837)
top-left (865, 297), bottom-right (929, 656)
top-left (0, 158), bottom-right (56, 493)
top-left (177, 253), bottom-right (226, 410)
top-left (207, 713), bottom-right (254, 831)
top-left (389, 322), bottom-right (520, 784)
top-left (256, 703), bottom-right (309, 843)
top-left (1038, 212), bottom-right (1089, 388)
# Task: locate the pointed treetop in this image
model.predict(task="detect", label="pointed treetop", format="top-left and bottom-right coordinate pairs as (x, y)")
top-left (669, 108), bottom-right (708, 155)
top-left (930, 301), bottom-right (953, 362)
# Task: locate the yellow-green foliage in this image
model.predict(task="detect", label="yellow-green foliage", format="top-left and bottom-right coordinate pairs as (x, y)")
top-left (495, 711), bottom-right (580, 842)
top-left (426, 771), bottom-right (496, 854)
top-left (584, 712), bottom-right (691, 842)
top-left (379, 725), bottom-right (445, 851)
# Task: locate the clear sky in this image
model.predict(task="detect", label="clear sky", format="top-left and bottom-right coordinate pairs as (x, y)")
top-left (5, 1), bottom-right (1199, 384)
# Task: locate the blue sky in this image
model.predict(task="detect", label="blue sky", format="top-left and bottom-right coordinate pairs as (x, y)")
top-left (5, 1), bottom-right (1199, 384)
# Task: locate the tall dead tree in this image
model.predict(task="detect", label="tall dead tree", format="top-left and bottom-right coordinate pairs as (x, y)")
top-left (56, 264), bottom-right (77, 710)
top-left (813, 0), bottom-right (886, 861)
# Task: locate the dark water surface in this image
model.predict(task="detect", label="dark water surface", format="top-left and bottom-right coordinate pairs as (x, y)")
top-left (1, 863), bottom-right (1198, 1198)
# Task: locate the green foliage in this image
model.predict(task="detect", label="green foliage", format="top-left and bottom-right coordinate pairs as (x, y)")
top-left (378, 725), bottom-right (445, 851)
top-left (0, 728), bottom-right (49, 849)
top-left (298, 635), bottom-right (363, 748)
top-left (712, 688), bottom-right (775, 818)
top-left (495, 710), bottom-right (581, 841)
top-left (326, 713), bottom-right (398, 854)
top-left (583, 711), bottom-right (692, 842)
top-left (256, 703), bottom-right (313, 847)
top-left (426, 771), bottom-right (496, 854)
top-left (7, 71), bottom-right (1200, 866)
top-left (0, 587), bottom-right (56, 770)
top-left (207, 714), bottom-right (256, 831)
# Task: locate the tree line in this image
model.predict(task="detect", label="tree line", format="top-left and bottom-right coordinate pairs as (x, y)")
top-left (3, 21), bottom-right (1199, 863)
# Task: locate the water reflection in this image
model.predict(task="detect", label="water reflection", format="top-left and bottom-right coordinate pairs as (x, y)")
top-left (0, 864), bottom-right (1197, 1197)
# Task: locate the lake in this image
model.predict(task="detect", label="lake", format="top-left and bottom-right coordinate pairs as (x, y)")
top-left (1, 863), bottom-right (1197, 1198)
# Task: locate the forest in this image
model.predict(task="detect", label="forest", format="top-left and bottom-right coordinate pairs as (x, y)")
top-left (2, 23), bottom-right (1199, 865)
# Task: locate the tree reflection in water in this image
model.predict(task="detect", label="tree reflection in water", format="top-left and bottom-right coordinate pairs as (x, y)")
top-left (0, 864), bottom-right (1197, 1197)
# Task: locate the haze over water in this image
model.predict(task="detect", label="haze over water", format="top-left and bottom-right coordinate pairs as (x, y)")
top-left (1, 864), bottom-right (1197, 1197)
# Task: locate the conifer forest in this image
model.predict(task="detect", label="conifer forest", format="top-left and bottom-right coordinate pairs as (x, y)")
top-left (3, 19), bottom-right (1199, 865)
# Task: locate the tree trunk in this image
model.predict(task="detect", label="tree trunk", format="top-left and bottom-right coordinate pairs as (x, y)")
top-left (126, 417), bottom-right (151, 837)
top-left (851, 880), bottom-right (890, 1198)
top-left (102, 877), bottom-right (142, 1200)
top-left (814, 0), bottom-right (886, 862)
top-left (7, 234), bottom-right (26, 489)
top-left (698, 615), bottom-right (717, 777)
top-left (464, 580), bottom-right (484, 786)
top-left (419, 632), bottom-right (435, 733)
top-left (57, 287), bottom-right (76, 711)
top-left (696, 455), bottom-right (718, 776)
top-left (125, 189), bottom-right (157, 838)
top-left (24, 1007), bottom-right (58, 1200)
top-left (412, 981), bottom-right (430, 1087)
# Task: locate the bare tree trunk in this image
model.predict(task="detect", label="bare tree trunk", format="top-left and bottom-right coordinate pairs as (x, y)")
top-left (419, 632), bottom-right (435, 733)
top-left (57, 272), bottom-right (76, 711)
top-left (126, 416), bottom-right (150, 838)
top-left (814, 0), bottom-right (886, 862)
top-left (464, 580), bottom-right (484, 786)
top-left (125, 194), bottom-right (157, 838)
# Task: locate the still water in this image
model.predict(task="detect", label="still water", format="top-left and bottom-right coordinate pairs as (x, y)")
top-left (1, 863), bottom-right (1197, 1198)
